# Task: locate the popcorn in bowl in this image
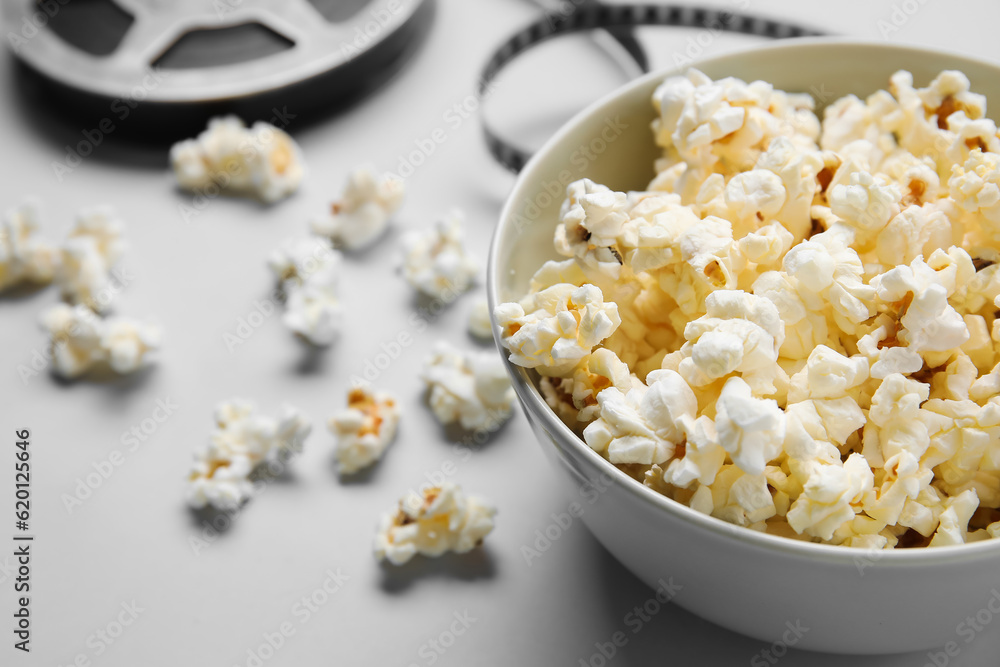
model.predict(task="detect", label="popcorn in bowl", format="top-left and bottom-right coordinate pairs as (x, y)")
top-left (495, 68), bottom-right (1000, 549)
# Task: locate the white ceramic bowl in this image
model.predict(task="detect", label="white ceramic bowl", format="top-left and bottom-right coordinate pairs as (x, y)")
top-left (488, 39), bottom-right (1000, 655)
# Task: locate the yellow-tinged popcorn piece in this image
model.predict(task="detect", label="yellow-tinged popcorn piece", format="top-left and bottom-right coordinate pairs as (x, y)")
top-left (583, 368), bottom-right (696, 465)
top-left (329, 387), bottom-right (399, 475)
top-left (496, 67), bottom-right (1000, 548)
top-left (39, 303), bottom-right (160, 379)
top-left (170, 115), bottom-right (304, 203)
top-left (421, 341), bottom-right (514, 431)
top-left (311, 166), bottom-right (403, 249)
top-left (55, 206), bottom-right (127, 313)
top-left (400, 210), bottom-right (479, 300)
top-left (495, 283), bottom-right (621, 376)
top-left (187, 400), bottom-right (311, 510)
top-left (268, 236), bottom-right (342, 346)
top-left (374, 483), bottom-right (496, 565)
top-left (467, 298), bottom-right (493, 340)
top-left (0, 199), bottom-right (57, 291)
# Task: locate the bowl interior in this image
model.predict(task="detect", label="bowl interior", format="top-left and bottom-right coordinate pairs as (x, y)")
top-left (488, 38), bottom-right (1000, 561)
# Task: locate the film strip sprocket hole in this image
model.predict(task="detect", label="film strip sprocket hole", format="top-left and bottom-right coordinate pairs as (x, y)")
top-left (478, 3), bottom-right (828, 173)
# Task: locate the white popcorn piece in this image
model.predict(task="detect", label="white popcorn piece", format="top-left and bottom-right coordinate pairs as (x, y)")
top-left (554, 179), bottom-right (629, 275)
top-left (400, 210), bottom-right (479, 300)
top-left (170, 116), bottom-right (305, 204)
top-left (311, 166), bottom-right (404, 249)
top-left (421, 341), bottom-right (514, 431)
top-left (268, 236), bottom-right (342, 346)
top-left (539, 348), bottom-right (640, 427)
top-left (495, 283), bottom-right (621, 376)
top-left (0, 199), bottom-right (57, 291)
top-left (677, 290), bottom-right (784, 395)
top-left (55, 206), bottom-right (127, 313)
top-left (663, 415), bottom-right (727, 488)
top-left (929, 489), bottom-right (980, 546)
top-left (40, 303), bottom-right (159, 379)
top-left (467, 298), bottom-right (494, 340)
top-left (583, 369), bottom-right (696, 465)
top-left (187, 400), bottom-right (311, 510)
top-left (714, 377), bottom-right (786, 476)
top-left (786, 454), bottom-right (873, 540)
top-left (374, 483), bottom-right (496, 565)
top-left (329, 387), bottom-right (399, 475)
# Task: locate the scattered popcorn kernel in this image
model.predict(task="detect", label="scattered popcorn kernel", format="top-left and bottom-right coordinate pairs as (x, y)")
top-left (0, 199), bottom-right (57, 291)
top-left (421, 341), bottom-right (514, 431)
top-left (268, 235), bottom-right (342, 346)
top-left (400, 210), bottom-right (479, 300)
top-left (187, 400), bottom-right (311, 510)
top-left (467, 298), bottom-right (493, 340)
top-left (55, 206), bottom-right (126, 313)
top-left (170, 116), bottom-right (305, 204)
top-left (311, 166), bottom-right (403, 249)
top-left (374, 482), bottom-right (496, 565)
top-left (329, 387), bottom-right (399, 475)
top-left (40, 303), bottom-right (160, 379)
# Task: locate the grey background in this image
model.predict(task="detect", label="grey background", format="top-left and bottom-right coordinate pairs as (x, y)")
top-left (2, 0), bottom-right (999, 665)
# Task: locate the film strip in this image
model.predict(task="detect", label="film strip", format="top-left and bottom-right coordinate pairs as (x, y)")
top-left (478, 3), bottom-right (829, 173)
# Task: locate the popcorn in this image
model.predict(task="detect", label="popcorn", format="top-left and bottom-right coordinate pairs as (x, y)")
top-left (400, 210), bottom-right (478, 300)
top-left (583, 369), bottom-right (696, 465)
top-left (55, 207), bottom-right (126, 312)
top-left (374, 483), bottom-right (496, 565)
top-left (187, 400), bottom-right (311, 510)
top-left (170, 116), bottom-right (304, 204)
top-left (495, 283), bottom-right (621, 376)
top-left (0, 199), bottom-right (57, 291)
top-left (554, 179), bottom-right (629, 275)
top-left (329, 387), bottom-right (399, 475)
top-left (786, 454), bottom-right (873, 540)
top-left (495, 68), bottom-right (1000, 548)
top-left (467, 299), bottom-right (493, 340)
top-left (677, 290), bottom-right (784, 395)
top-left (268, 236), bottom-right (342, 346)
top-left (421, 342), bottom-right (514, 431)
top-left (311, 166), bottom-right (404, 249)
top-left (714, 377), bottom-right (786, 476)
top-left (40, 303), bottom-right (160, 379)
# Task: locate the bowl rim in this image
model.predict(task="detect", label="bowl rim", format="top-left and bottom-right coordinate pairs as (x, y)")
top-left (487, 36), bottom-right (1000, 566)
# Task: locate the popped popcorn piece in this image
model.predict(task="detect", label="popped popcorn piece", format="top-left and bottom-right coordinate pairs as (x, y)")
top-left (714, 377), bottom-right (786, 476)
top-left (310, 166), bottom-right (404, 249)
top-left (786, 454), bottom-right (873, 540)
top-left (170, 116), bottom-right (304, 203)
top-left (268, 236), bottom-right (342, 346)
top-left (554, 179), bottom-right (629, 275)
top-left (929, 489), bottom-right (980, 546)
top-left (374, 483), bottom-right (496, 565)
top-left (467, 299), bottom-right (493, 340)
top-left (39, 303), bottom-right (160, 379)
top-left (495, 283), bottom-right (621, 376)
top-left (677, 290), bottom-right (784, 395)
top-left (400, 210), bottom-right (479, 300)
top-left (540, 348), bottom-right (640, 427)
top-left (421, 342), bottom-right (514, 431)
top-left (583, 369), bottom-right (696, 465)
top-left (54, 207), bottom-right (126, 312)
top-left (0, 199), bottom-right (57, 291)
top-left (329, 387), bottom-right (399, 475)
top-left (187, 400), bottom-right (311, 509)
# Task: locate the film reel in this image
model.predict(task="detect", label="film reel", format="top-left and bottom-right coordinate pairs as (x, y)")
top-left (5, 0), bottom-right (434, 138)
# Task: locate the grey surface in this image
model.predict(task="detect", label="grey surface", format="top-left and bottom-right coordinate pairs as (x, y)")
top-left (1, 1), bottom-right (999, 665)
